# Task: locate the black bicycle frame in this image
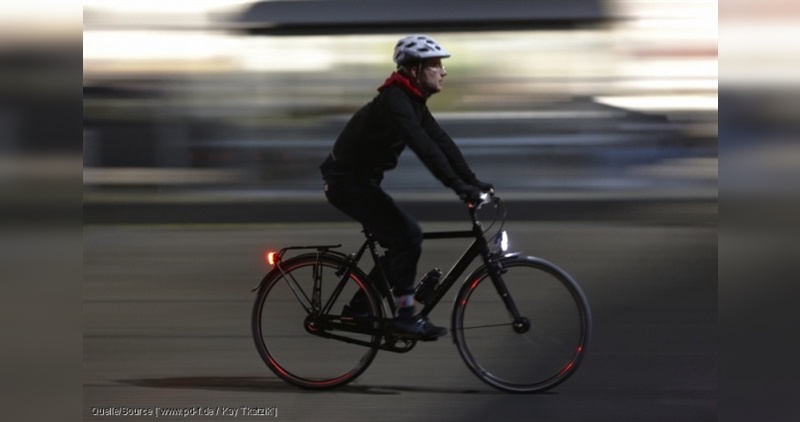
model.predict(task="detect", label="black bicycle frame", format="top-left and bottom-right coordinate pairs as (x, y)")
top-left (270, 200), bottom-right (524, 335)
top-left (416, 228), bottom-right (481, 318)
top-left (353, 205), bottom-right (521, 321)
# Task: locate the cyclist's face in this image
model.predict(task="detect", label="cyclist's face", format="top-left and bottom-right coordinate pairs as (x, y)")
top-left (417, 58), bottom-right (447, 94)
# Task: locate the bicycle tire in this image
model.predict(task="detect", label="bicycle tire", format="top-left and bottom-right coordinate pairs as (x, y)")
top-left (252, 252), bottom-right (382, 389)
top-left (452, 256), bottom-right (592, 393)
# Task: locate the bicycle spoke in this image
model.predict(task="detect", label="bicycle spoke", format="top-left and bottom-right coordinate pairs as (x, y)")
top-left (276, 268), bottom-right (313, 314)
top-left (458, 322), bottom-right (513, 330)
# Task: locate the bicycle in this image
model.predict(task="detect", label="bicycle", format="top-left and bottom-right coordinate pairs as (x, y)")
top-left (251, 192), bottom-right (592, 393)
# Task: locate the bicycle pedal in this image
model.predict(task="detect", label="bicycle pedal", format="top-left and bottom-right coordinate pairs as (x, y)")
top-left (380, 336), bottom-right (417, 353)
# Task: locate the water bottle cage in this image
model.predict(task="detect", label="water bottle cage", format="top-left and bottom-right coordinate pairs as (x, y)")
top-left (414, 268), bottom-right (442, 304)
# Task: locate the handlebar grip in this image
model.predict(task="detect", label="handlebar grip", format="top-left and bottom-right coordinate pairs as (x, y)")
top-left (470, 190), bottom-right (496, 210)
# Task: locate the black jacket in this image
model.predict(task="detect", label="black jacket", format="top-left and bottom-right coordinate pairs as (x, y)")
top-left (320, 80), bottom-right (477, 194)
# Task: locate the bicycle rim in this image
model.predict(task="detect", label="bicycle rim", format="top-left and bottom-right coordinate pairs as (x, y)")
top-left (453, 258), bottom-right (591, 393)
top-left (252, 254), bottom-right (381, 389)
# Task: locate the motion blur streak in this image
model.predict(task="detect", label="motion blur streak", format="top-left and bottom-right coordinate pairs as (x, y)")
top-left (82, 1), bottom-right (717, 201)
top-left (1, 1), bottom-right (82, 421)
top-left (720, 2), bottom-right (800, 422)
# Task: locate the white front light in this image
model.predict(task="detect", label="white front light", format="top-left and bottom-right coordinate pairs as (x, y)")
top-left (499, 231), bottom-right (509, 252)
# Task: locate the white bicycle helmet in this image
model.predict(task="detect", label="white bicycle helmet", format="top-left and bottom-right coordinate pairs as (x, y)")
top-left (393, 34), bottom-right (450, 66)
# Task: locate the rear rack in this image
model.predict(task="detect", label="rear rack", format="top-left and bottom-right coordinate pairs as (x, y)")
top-left (274, 244), bottom-right (342, 262)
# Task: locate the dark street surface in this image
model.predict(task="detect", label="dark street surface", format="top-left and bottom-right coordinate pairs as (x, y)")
top-left (84, 217), bottom-right (717, 421)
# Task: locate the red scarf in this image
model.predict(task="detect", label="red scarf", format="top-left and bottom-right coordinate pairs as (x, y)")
top-left (377, 71), bottom-right (425, 99)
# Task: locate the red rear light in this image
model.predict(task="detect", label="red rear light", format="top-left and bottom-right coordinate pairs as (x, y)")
top-left (266, 251), bottom-right (277, 266)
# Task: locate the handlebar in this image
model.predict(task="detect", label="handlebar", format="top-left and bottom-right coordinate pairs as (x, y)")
top-left (467, 190), bottom-right (506, 237)
top-left (468, 189), bottom-right (497, 210)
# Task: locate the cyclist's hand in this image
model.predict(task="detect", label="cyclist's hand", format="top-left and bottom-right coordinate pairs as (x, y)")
top-left (457, 185), bottom-right (483, 205)
top-left (473, 179), bottom-right (494, 193)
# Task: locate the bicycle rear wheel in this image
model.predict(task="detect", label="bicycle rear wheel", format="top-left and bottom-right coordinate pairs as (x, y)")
top-left (453, 256), bottom-right (591, 393)
top-left (252, 253), bottom-right (382, 389)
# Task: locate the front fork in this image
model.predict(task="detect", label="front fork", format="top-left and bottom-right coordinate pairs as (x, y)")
top-left (467, 200), bottom-right (528, 326)
top-left (475, 230), bottom-right (529, 333)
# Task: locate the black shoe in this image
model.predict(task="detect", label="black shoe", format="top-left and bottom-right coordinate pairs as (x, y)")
top-left (389, 315), bottom-right (448, 341)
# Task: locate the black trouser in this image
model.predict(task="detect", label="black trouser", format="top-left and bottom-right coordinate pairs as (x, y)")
top-left (324, 177), bottom-right (422, 297)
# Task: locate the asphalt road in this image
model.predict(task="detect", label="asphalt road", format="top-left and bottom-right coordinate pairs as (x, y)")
top-left (84, 220), bottom-right (717, 421)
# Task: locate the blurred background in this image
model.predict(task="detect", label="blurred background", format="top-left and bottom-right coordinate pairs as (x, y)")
top-left (81, 0), bottom-right (717, 221)
top-left (1, 2), bottom-right (81, 421)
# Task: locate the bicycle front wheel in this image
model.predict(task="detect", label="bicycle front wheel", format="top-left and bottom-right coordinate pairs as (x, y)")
top-left (453, 256), bottom-right (591, 393)
top-left (252, 253), bottom-right (382, 389)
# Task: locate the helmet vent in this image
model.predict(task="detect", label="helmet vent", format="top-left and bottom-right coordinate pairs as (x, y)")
top-left (393, 34), bottom-right (450, 65)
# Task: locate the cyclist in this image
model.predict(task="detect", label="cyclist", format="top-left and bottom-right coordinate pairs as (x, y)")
top-left (320, 34), bottom-right (493, 340)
